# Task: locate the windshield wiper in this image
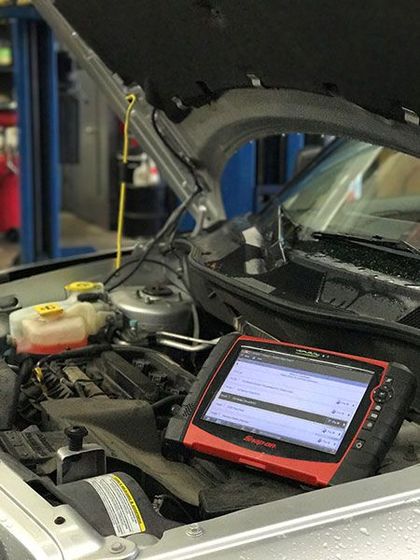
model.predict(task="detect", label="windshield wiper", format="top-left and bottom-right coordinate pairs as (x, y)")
top-left (277, 205), bottom-right (287, 263)
top-left (312, 231), bottom-right (420, 257)
top-left (269, 206), bottom-right (301, 264)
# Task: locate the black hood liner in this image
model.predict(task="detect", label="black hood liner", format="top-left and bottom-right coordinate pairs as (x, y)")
top-left (56, 0), bottom-right (420, 123)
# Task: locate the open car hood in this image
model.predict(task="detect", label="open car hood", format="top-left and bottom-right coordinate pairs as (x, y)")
top-left (34, 0), bottom-right (420, 225)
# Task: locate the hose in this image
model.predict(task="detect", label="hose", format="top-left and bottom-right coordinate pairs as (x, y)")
top-left (152, 394), bottom-right (185, 410)
top-left (155, 332), bottom-right (220, 352)
top-left (35, 344), bottom-right (113, 368)
top-left (10, 357), bottom-right (34, 427)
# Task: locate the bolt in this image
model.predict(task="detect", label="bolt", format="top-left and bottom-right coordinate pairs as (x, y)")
top-left (64, 425), bottom-right (88, 451)
top-left (185, 523), bottom-right (204, 538)
top-left (110, 541), bottom-right (126, 553)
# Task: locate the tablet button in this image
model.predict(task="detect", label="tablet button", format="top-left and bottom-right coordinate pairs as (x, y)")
top-left (374, 390), bottom-right (387, 403)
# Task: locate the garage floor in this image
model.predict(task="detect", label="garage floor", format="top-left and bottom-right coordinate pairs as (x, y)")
top-left (0, 212), bottom-right (133, 270)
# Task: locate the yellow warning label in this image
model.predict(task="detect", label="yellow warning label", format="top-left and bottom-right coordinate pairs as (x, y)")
top-left (34, 303), bottom-right (64, 317)
top-left (86, 474), bottom-right (146, 536)
top-left (111, 475), bottom-right (146, 533)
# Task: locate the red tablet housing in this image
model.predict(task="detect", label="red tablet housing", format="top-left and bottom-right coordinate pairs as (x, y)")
top-left (164, 334), bottom-right (416, 487)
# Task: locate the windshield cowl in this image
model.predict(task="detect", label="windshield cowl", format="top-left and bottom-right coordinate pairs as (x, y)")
top-left (310, 231), bottom-right (420, 258)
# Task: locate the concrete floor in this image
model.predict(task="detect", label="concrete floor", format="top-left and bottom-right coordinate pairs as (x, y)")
top-left (0, 212), bottom-right (133, 270)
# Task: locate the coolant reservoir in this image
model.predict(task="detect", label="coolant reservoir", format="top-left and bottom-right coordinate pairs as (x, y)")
top-left (9, 282), bottom-right (112, 354)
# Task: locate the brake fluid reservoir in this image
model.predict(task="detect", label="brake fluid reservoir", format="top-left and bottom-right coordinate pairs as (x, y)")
top-left (9, 282), bottom-right (112, 354)
top-left (64, 281), bottom-right (104, 298)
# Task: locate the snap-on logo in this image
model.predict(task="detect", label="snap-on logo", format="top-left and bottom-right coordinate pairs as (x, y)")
top-left (244, 435), bottom-right (277, 449)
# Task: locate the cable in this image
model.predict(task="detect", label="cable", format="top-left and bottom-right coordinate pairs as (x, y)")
top-left (151, 109), bottom-right (201, 180)
top-left (35, 344), bottom-right (113, 369)
top-left (180, 249), bottom-right (199, 336)
top-left (151, 394), bottom-right (185, 410)
top-left (105, 106), bottom-right (203, 288)
top-left (106, 257), bottom-right (184, 287)
top-left (104, 254), bottom-right (193, 307)
top-left (116, 94), bottom-right (137, 269)
top-left (143, 258), bottom-right (192, 295)
top-left (105, 187), bottom-right (200, 291)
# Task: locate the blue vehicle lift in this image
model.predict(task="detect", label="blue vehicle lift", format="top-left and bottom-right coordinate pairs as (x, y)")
top-left (3, 5), bottom-right (95, 263)
top-left (0, 5), bottom-right (61, 263)
top-left (286, 134), bottom-right (305, 181)
top-left (225, 134), bottom-right (304, 215)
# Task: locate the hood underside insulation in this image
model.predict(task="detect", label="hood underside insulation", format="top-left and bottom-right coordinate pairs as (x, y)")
top-left (55, 0), bottom-right (420, 123)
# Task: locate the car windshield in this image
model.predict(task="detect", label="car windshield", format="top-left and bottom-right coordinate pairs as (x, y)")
top-left (282, 140), bottom-right (420, 249)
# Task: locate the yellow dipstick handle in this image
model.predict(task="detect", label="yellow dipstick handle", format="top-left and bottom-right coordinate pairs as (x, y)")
top-left (116, 94), bottom-right (137, 269)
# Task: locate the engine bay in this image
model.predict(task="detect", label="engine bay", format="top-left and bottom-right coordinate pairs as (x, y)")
top-left (1, 270), bottom-right (420, 541)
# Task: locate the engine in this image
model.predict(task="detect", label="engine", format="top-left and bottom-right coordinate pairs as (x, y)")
top-left (0, 276), bottom-right (419, 543)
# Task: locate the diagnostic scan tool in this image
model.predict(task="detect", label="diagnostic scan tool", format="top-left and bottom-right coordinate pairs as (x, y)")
top-left (165, 334), bottom-right (416, 486)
